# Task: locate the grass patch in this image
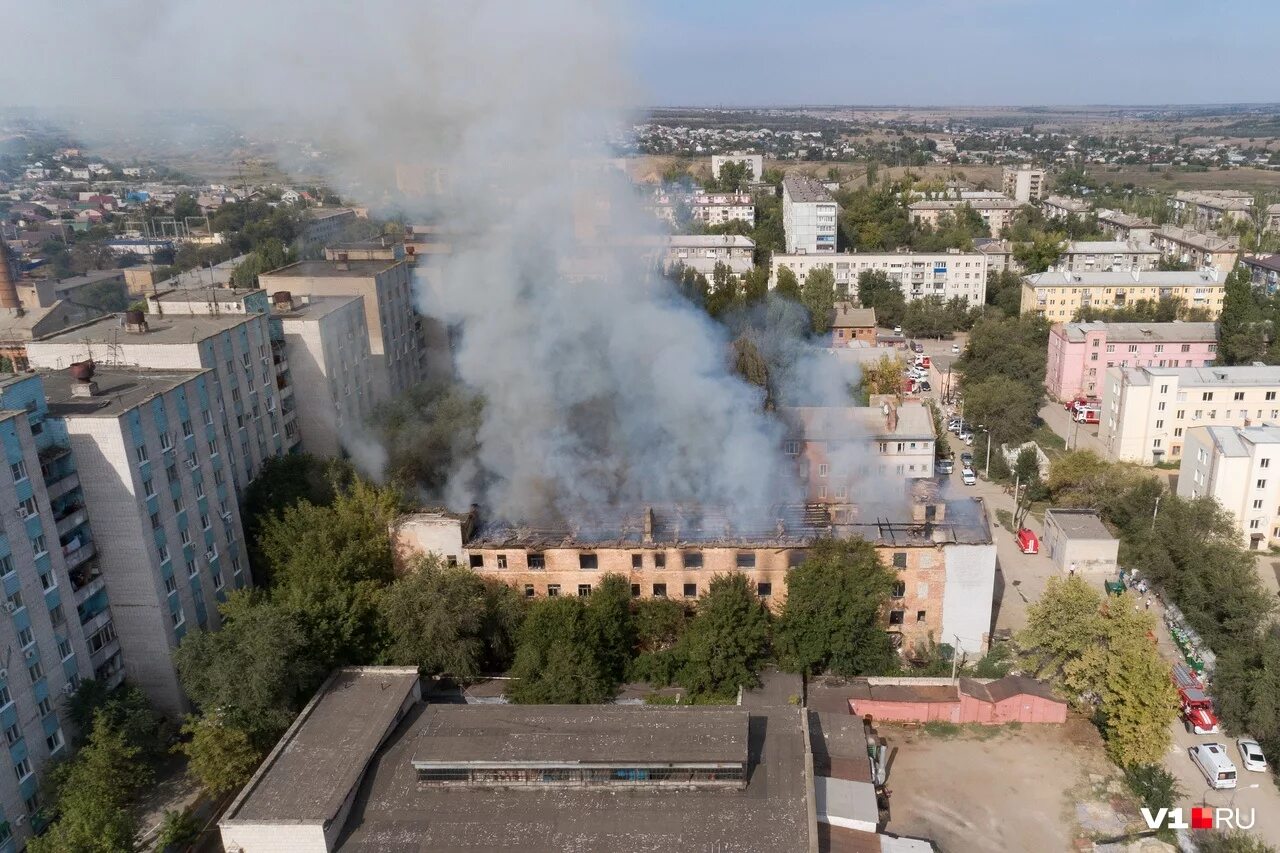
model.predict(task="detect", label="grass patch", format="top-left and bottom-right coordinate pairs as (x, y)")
top-left (995, 509), bottom-right (1015, 533)
top-left (1152, 460), bottom-right (1180, 470)
top-left (1030, 424), bottom-right (1067, 455)
top-left (920, 721), bottom-right (1021, 740)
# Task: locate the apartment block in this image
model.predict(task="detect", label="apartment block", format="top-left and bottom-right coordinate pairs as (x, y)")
top-left (43, 366), bottom-right (252, 716)
top-left (974, 238), bottom-right (1017, 277)
top-left (268, 293), bottom-right (374, 458)
top-left (664, 235), bottom-right (755, 276)
top-left (771, 250), bottom-right (988, 306)
top-left (1002, 165), bottom-right (1045, 203)
top-left (1170, 191), bottom-right (1253, 231)
top-left (689, 192), bottom-right (755, 227)
top-left (1040, 195), bottom-right (1091, 220)
top-left (302, 208), bottom-right (357, 246)
top-left (1241, 253), bottom-right (1280, 296)
top-left (1057, 240), bottom-right (1160, 273)
top-left (27, 310), bottom-right (297, 493)
top-left (146, 286), bottom-right (269, 318)
top-left (258, 259), bottom-right (426, 401)
top-left (1095, 210), bottom-right (1157, 246)
top-left (782, 176), bottom-right (838, 254)
top-left (1150, 226), bottom-right (1240, 272)
top-left (710, 152), bottom-right (764, 183)
top-left (1179, 424), bottom-right (1280, 550)
top-left (1045, 320), bottom-right (1218, 402)
top-left (1098, 364), bottom-right (1280, 465)
top-left (1020, 268), bottom-right (1227, 322)
top-left (0, 374), bottom-right (107, 846)
top-left (1265, 203), bottom-right (1280, 234)
top-left (908, 198), bottom-right (1020, 235)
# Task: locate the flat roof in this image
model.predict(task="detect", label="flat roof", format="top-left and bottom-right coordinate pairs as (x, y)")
top-left (1064, 240), bottom-right (1157, 254)
top-left (783, 174), bottom-right (835, 204)
top-left (411, 705), bottom-right (748, 767)
top-left (1193, 424), bottom-right (1280, 457)
top-left (224, 667), bottom-right (420, 825)
top-left (909, 198), bottom-right (1018, 210)
top-left (152, 286), bottom-right (262, 305)
top-left (258, 259), bottom-right (402, 278)
top-left (667, 234), bottom-right (755, 249)
top-left (1045, 508), bottom-right (1113, 541)
top-left (1025, 269), bottom-right (1223, 287)
top-left (34, 269), bottom-right (125, 290)
top-left (31, 311), bottom-right (255, 347)
top-left (1118, 363), bottom-right (1280, 388)
top-left (273, 294), bottom-right (363, 321)
top-left (1060, 320), bottom-right (1217, 344)
top-left (41, 367), bottom-right (207, 418)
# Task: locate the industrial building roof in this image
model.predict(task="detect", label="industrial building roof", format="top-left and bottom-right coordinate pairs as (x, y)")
top-left (783, 174), bottom-right (836, 204)
top-left (411, 705), bottom-right (748, 767)
top-left (31, 311), bottom-right (256, 348)
top-left (1059, 320), bottom-right (1217, 344)
top-left (1044, 508), bottom-right (1114, 541)
top-left (41, 367), bottom-right (209, 418)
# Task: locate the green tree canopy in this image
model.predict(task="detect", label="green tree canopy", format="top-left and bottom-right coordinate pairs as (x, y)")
top-left (857, 269), bottom-right (906, 328)
top-left (801, 267), bottom-right (837, 334)
top-left (507, 595), bottom-right (614, 704)
top-left (774, 265), bottom-right (801, 301)
top-left (675, 574), bottom-right (772, 699)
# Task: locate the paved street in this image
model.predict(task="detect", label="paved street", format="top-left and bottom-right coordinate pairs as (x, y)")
top-left (1038, 398), bottom-right (1110, 457)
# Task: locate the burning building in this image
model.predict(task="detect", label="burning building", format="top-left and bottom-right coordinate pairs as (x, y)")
top-left (394, 482), bottom-right (996, 654)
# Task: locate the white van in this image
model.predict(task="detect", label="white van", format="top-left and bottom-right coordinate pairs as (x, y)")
top-left (1190, 743), bottom-right (1238, 789)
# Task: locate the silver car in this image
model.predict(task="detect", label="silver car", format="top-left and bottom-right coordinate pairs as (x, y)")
top-left (1238, 738), bottom-right (1268, 772)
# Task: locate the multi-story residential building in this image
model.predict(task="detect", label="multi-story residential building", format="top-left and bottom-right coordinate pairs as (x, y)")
top-left (974, 237), bottom-right (1017, 278)
top-left (1264, 203), bottom-right (1280, 234)
top-left (27, 309), bottom-right (297, 493)
top-left (258, 258), bottom-right (427, 401)
top-left (1044, 320), bottom-right (1218, 402)
top-left (828, 303), bottom-right (876, 347)
top-left (710, 152), bottom-right (763, 183)
top-left (908, 198), bottom-right (1020, 235)
top-left (42, 365), bottom-right (252, 716)
top-left (1001, 165), bottom-right (1045, 203)
top-left (689, 192), bottom-right (755, 227)
top-left (1179, 424), bottom-right (1280, 550)
top-left (1170, 191), bottom-right (1253, 231)
top-left (1150, 226), bottom-right (1240, 272)
top-left (782, 176), bottom-right (837, 254)
top-left (267, 292), bottom-right (374, 458)
top-left (145, 286), bottom-right (268, 317)
top-left (1040, 195), bottom-right (1092, 221)
top-left (0, 374), bottom-right (108, 846)
top-left (1020, 268), bottom-right (1227, 322)
top-left (323, 238), bottom-right (406, 263)
top-left (395, 489), bottom-right (996, 654)
top-left (302, 208), bottom-right (357, 246)
top-left (1057, 240), bottom-right (1160, 273)
top-left (1095, 210), bottom-right (1157, 246)
top-left (1241, 253), bottom-right (1280, 296)
top-left (1098, 364), bottom-right (1280, 464)
top-left (664, 235), bottom-right (755, 276)
top-left (770, 250), bottom-right (988, 306)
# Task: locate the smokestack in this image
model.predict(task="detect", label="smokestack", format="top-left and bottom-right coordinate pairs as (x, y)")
top-left (0, 235), bottom-right (22, 315)
top-left (642, 506), bottom-right (654, 545)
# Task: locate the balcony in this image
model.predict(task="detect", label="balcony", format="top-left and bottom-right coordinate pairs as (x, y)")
top-left (37, 443), bottom-right (71, 466)
top-left (70, 559), bottom-right (103, 596)
top-left (55, 505), bottom-right (89, 538)
top-left (46, 470), bottom-right (80, 501)
top-left (64, 541), bottom-right (97, 570)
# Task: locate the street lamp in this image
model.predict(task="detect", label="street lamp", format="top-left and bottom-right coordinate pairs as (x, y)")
top-left (977, 425), bottom-right (993, 477)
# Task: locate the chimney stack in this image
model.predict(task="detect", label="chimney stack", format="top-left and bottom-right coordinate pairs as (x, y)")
top-left (124, 309), bottom-right (148, 334)
top-left (0, 235), bottom-right (22, 316)
top-left (642, 506), bottom-right (654, 545)
top-left (69, 360), bottom-right (98, 397)
top-left (272, 291), bottom-right (294, 312)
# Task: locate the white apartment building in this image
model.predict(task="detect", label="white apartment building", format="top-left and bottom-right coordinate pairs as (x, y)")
top-left (710, 152), bottom-right (764, 183)
top-left (1002, 166), bottom-right (1046, 203)
top-left (1179, 424), bottom-right (1280, 550)
top-left (665, 235), bottom-right (755, 276)
top-left (689, 193), bottom-right (755, 227)
top-left (1057, 240), bottom-right (1160, 273)
top-left (782, 176), bottom-right (838, 254)
top-left (907, 198), bottom-right (1020, 236)
top-left (258, 259), bottom-right (427, 401)
top-left (268, 293), bottom-right (375, 458)
top-left (43, 366), bottom-right (253, 717)
top-left (1041, 195), bottom-right (1092, 220)
top-left (1099, 364), bottom-right (1280, 465)
top-left (770, 250), bottom-right (988, 306)
top-left (27, 311), bottom-right (297, 494)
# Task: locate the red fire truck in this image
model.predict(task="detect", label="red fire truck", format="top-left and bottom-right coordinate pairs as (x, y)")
top-left (1172, 662), bottom-right (1220, 735)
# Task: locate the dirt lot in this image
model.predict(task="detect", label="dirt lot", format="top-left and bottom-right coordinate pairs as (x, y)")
top-left (1085, 164), bottom-right (1280, 192)
top-left (880, 715), bottom-right (1139, 853)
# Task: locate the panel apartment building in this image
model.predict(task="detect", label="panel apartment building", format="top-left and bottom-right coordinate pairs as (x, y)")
top-left (1020, 269), bottom-right (1228, 322)
top-left (1099, 364), bottom-right (1280, 465)
top-left (1002, 165), bottom-right (1046, 203)
top-left (1179, 424), bottom-right (1280, 550)
top-left (908, 198), bottom-right (1020, 235)
top-left (771, 250), bottom-right (988, 306)
top-left (1045, 320), bottom-right (1217, 403)
top-left (1057, 240), bottom-right (1160, 273)
top-left (782, 176), bottom-right (837, 254)
top-left (1170, 190), bottom-right (1253, 231)
top-left (1150, 226), bottom-right (1240, 272)
top-left (710, 152), bottom-right (764, 183)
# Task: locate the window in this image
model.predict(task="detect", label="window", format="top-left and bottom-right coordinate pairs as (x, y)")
top-left (891, 581), bottom-right (905, 599)
top-left (158, 543), bottom-right (170, 563)
top-left (888, 610), bottom-right (905, 625)
top-left (6, 590), bottom-right (22, 611)
top-left (171, 607), bottom-right (185, 628)
top-left (1155, 420), bottom-right (1164, 429)
top-left (892, 552), bottom-right (907, 569)
top-left (653, 583), bottom-right (667, 597)
top-left (683, 583), bottom-right (697, 599)
top-left (17, 627), bottom-right (33, 648)
top-left (186, 559), bottom-right (197, 578)
top-left (159, 431), bottom-right (173, 451)
top-left (38, 571), bottom-right (54, 591)
top-left (87, 622), bottom-right (116, 654)
top-left (654, 552), bottom-right (666, 569)
top-left (3, 724), bottom-right (20, 746)
top-left (212, 571), bottom-right (224, 591)
top-left (916, 610), bottom-right (927, 623)
top-left (547, 584), bottom-right (560, 597)
top-left (13, 757), bottom-right (31, 782)
top-left (201, 514), bottom-right (211, 531)
top-left (1259, 479), bottom-right (1269, 490)
top-left (783, 440), bottom-right (799, 455)
top-left (1263, 459), bottom-right (1272, 469)
top-left (179, 528), bottom-right (191, 546)
top-left (49, 604), bottom-right (64, 627)
top-left (135, 444), bottom-right (149, 464)
top-left (1202, 392), bottom-right (1214, 401)
top-left (1235, 392), bottom-right (1245, 401)
top-left (30, 534), bottom-right (45, 557)
top-left (1106, 344), bottom-right (1115, 353)
top-left (27, 660), bottom-right (43, 684)
top-left (0, 685), bottom-right (9, 707)
top-left (9, 460), bottom-right (26, 482)
top-left (181, 419), bottom-right (193, 437)
top-left (496, 554), bottom-right (507, 569)
top-left (817, 463), bottom-right (829, 477)
top-left (16, 496), bottom-right (36, 519)
top-left (36, 697), bottom-right (51, 717)
top-left (1160, 384), bottom-right (1169, 394)
top-left (46, 728), bottom-right (63, 753)
top-left (579, 553), bottom-right (598, 570)
top-left (736, 552), bottom-right (756, 568)
top-left (757, 582), bottom-right (772, 597)
top-left (683, 551), bottom-right (703, 568)
top-left (209, 437), bottom-right (219, 456)
top-left (203, 409), bottom-right (213, 426)
top-left (1128, 344), bottom-right (1138, 353)
top-left (1269, 391), bottom-right (1277, 402)
top-left (528, 552), bottom-right (545, 570)
top-left (194, 480), bottom-right (204, 498)
top-left (1254, 499), bottom-right (1265, 510)
top-left (631, 553), bottom-right (643, 569)
top-left (523, 584), bottom-right (535, 598)
top-left (1181, 343), bottom-right (1192, 353)
top-left (164, 575), bottom-right (177, 594)
top-left (166, 464), bottom-right (179, 484)
top-left (0, 556), bottom-right (10, 578)
top-left (577, 583), bottom-right (592, 597)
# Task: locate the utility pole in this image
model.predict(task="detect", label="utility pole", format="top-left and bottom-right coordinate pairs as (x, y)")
top-left (1152, 495), bottom-right (1161, 531)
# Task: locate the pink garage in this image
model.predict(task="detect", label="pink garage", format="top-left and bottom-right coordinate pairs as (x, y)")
top-left (847, 675), bottom-right (1067, 725)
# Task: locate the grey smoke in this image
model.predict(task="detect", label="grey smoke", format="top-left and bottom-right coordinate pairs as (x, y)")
top-left (2, 1), bottom-right (885, 525)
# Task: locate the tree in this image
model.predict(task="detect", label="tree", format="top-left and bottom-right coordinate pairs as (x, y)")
top-left (675, 574), bottom-right (771, 698)
top-left (801, 267), bottom-right (837, 334)
top-left (856, 269), bottom-right (906, 328)
top-left (732, 331), bottom-right (772, 408)
top-left (1012, 231), bottom-right (1066, 273)
top-left (741, 265), bottom-right (770, 306)
top-left (507, 596), bottom-right (614, 704)
top-left (1018, 575), bottom-right (1106, 686)
top-left (860, 354), bottom-right (905, 397)
top-left (775, 539), bottom-right (897, 676)
top-left (1217, 266), bottom-right (1269, 365)
top-left (710, 160), bottom-right (749, 193)
top-left (960, 375), bottom-right (1041, 448)
top-left (178, 715), bottom-right (265, 796)
top-left (774, 265), bottom-right (801, 301)
top-left (241, 454), bottom-right (353, 585)
top-left (985, 269), bottom-right (1025, 316)
top-left (1013, 445), bottom-right (1041, 488)
top-left (172, 192), bottom-right (201, 221)
top-left (585, 574), bottom-right (636, 684)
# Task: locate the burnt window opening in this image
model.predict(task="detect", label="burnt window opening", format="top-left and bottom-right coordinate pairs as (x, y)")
top-left (654, 552), bottom-right (666, 568)
top-left (653, 583), bottom-right (667, 597)
top-left (631, 553), bottom-right (643, 569)
top-left (523, 585), bottom-right (535, 598)
top-left (916, 610), bottom-right (927, 623)
top-left (683, 583), bottom-right (698, 599)
top-left (888, 610), bottom-right (905, 625)
top-left (683, 551), bottom-right (703, 569)
top-left (736, 552), bottom-right (756, 568)
top-left (469, 554), bottom-right (484, 569)
top-left (579, 553), bottom-right (598, 570)
top-left (496, 554), bottom-right (508, 569)
top-left (528, 552), bottom-right (545, 569)
top-left (891, 581), bottom-right (906, 599)
top-left (892, 552), bottom-right (907, 569)
top-left (757, 582), bottom-right (772, 597)
top-left (630, 584), bottom-right (641, 598)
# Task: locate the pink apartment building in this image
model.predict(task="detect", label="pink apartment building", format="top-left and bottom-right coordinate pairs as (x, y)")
top-left (1046, 321), bottom-right (1218, 402)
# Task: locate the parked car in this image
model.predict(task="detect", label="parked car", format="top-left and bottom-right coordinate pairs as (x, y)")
top-left (951, 343), bottom-right (960, 354)
top-left (1190, 743), bottom-right (1237, 789)
top-left (911, 341), bottom-right (924, 353)
top-left (893, 325), bottom-right (902, 335)
top-left (1238, 739), bottom-right (1268, 772)
top-left (919, 380), bottom-right (931, 392)
top-left (960, 452), bottom-right (973, 467)
top-left (935, 458), bottom-right (954, 475)
top-left (960, 431), bottom-right (974, 445)
top-left (961, 469), bottom-right (977, 486)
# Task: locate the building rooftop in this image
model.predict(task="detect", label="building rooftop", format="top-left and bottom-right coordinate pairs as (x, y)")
top-left (666, 234), bottom-right (755, 249)
top-left (909, 198), bottom-right (1019, 211)
top-left (1096, 210), bottom-right (1155, 229)
top-left (31, 311), bottom-right (255, 349)
top-left (1059, 320), bottom-right (1217, 344)
top-left (223, 667), bottom-right (420, 825)
top-left (1043, 195), bottom-right (1091, 212)
top-left (831, 304), bottom-right (876, 329)
top-left (0, 301), bottom-right (104, 343)
top-left (785, 404), bottom-right (935, 442)
top-left (1192, 424), bottom-right (1280, 458)
top-left (272, 294), bottom-right (363, 322)
top-left (1063, 240), bottom-right (1157, 255)
top-left (783, 174), bottom-right (835, 204)
top-left (41, 366), bottom-right (208, 418)
top-left (1174, 190), bottom-right (1253, 211)
top-left (411, 705), bottom-right (748, 767)
top-left (152, 254), bottom-right (249, 290)
top-left (150, 286), bottom-right (262, 308)
top-left (1044, 508), bottom-right (1114, 541)
top-left (973, 237), bottom-right (1013, 254)
top-left (31, 269), bottom-right (125, 290)
top-left (1024, 268), bottom-right (1223, 288)
top-left (1117, 363), bottom-right (1280, 389)
top-left (1153, 225), bottom-right (1240, 252)
top-left (258, 259), bottom-right (402, 279)
top-left (1243, 253), bottom-right (1280, 274)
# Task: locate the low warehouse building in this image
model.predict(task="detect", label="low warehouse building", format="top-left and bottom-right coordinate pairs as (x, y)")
top-left (1042, 508), bottom-right (1118, 575)
top-left (847, 676), bottom-right (1067, 725)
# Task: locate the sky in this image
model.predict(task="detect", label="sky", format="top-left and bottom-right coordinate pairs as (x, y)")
top-left (632, 0), bottom-right (1279, 107)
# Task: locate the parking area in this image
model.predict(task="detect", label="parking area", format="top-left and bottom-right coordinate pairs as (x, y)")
top-left (879, 717), bottom-right (1135, 853)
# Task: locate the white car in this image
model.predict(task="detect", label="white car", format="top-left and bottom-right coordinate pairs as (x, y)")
top-left (961, 469), bottom-right (977, 486)
top-left (1238, 739), bottom-right (1268, 772)
top-left (893, 326), bottom-right (902, 335)
top-left (951, 343), bottom-right (960, 354)
top-left (961, 432), bottom-right (974, 445)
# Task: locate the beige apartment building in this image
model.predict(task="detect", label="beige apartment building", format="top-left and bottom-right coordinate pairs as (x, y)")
top-left (1057, 240), bottom-right (1160, 273)
top-left (1041, 195), bottom-right (1091, 220)
top-left (1002, 165), bottom-right (1046, 203)
top-left (1099, 364), bottom-right (1280, 464)
top-left (1020, 268), bottom-right (1227, 322)
top-left (1265, 203), bottom-right (1280, 234)
top-left (1179, 424), bottom-right (1280, 550)
top-left (771, 249), bottom-right (988, 306)
top-left (1150, 226), bottom-right (1240, 272)
top-left (1095, 210), bottom-right (1157, 245)
top-left (908, 198), bottom-right (1019, 235)
top-left (1170, 191), bottom-right (1253, 231)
